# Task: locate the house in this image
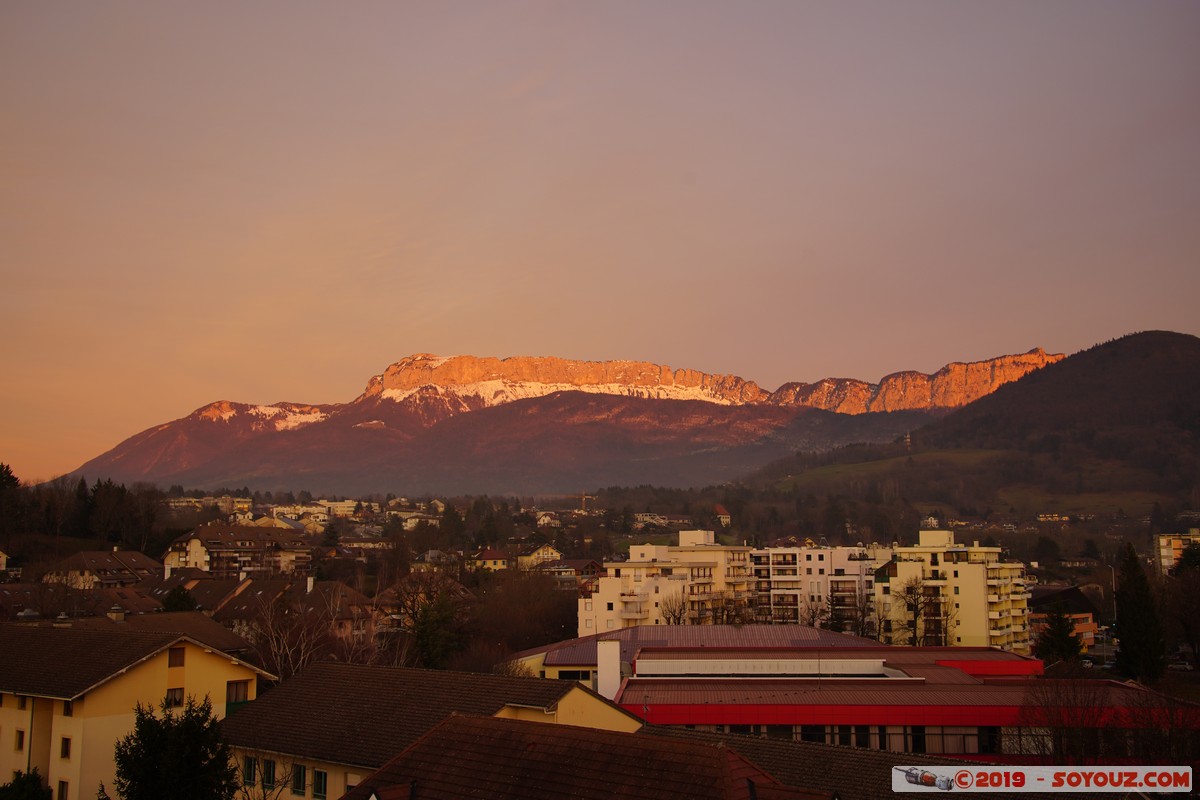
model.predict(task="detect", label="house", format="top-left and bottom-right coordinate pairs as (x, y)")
top-left (220, 662), bottom-right (642, 800)
top-left (409, 550), bottom-right (458, 574)
top-left (516, 543), bottom-right (562, 571)
top-left (472, 548), bottom-right (510, 571)
top-left (162, 525), bottom-right (312, 578)
top-left (0, 625), bottom-right (272, 799)
top-left (342, 715), bottom-right (835, 800)
top-left (714, 504), bottom-right (731, 527)
top-left (42, 549), bottom-right (163, 589)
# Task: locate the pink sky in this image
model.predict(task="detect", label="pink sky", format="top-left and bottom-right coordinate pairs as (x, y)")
top-left (2, 1), bottom-right (1198, 483)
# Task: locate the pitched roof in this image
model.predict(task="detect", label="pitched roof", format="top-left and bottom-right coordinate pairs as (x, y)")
top-left (219, 662), bottom-right (590, 768)
top-left (48, 550), bottom-right (163, 579)
top-left (342, 715), bottom-right (834, 800)
top-left (42, 611), bottom-right (253, 655)
top-left (0, 625), bottom-right (190, 699)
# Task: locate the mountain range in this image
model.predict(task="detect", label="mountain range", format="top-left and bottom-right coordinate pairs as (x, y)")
top-left (74, 349), bottom-right (1064, 494)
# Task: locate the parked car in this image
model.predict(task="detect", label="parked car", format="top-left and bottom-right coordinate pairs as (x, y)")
top-left (1167, 662), bottom-right (1194, 671)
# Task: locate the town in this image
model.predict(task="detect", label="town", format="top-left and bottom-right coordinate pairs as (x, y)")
top-left (1, 477), bottom-right (1197, 799)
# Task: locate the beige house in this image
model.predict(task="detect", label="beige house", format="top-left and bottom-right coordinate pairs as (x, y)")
top-left (0, 625), bottom-right (271, 799)
top-left (577, 531), bottom-right (752, 636)
top-left (875, 530), bottom-right (1031, 654)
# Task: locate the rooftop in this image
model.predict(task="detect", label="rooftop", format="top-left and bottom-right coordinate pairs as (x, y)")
top-left (342, 715), bottom-right (833, 800)
top-left (219, 662), bottom-right (597, 769)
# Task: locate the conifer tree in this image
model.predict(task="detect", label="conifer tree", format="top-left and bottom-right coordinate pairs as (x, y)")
top-left (1114, 542), bottom-right (1166, 684)
top-left (1032, 600), bottom-right (1082, 664)
top-left (113, 696), bottom-right (238, 800)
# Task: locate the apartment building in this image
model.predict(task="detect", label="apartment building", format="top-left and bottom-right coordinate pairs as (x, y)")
top-left (162, 525), bottom-right (312, 579)
top-left (750, 542), bottom-right (890, 633)
top-left (577, 531), bottom-right (752, 636)
top-left (1156, 529), bottom-right (1200, 575)
top-left (875, 530), bottom-right (1030, 654)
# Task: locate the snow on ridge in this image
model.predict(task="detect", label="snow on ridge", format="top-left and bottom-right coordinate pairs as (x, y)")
top-left (381, 379), bottom-right (731, 406)
top-left (248, 404), bottom-right (327, 431)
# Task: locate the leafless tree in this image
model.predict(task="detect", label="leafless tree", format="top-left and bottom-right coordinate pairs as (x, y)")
top-left (659, 587), bottom-right (689, 625)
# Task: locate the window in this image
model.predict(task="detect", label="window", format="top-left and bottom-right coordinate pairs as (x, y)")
top-left (15, 730), bottom-right (24, 751)
top-left (800, 725), bottom-right (825, 743)
top-left (17, 696), bottom-right (26, 711)
top-left (62, 700), bottom-right (73, 717)
top-left (291, 764), bottom-right (307, 795)
top-left (164, 688), bottom-right (184, 708)
top-left (313, 770), bottom-right (328, 800)
top-left (60, 737), bottom-right (71, 759)
top-left (243, 757), bottom-right (258, 786)
top-left (168, 647), bottom-right (185, 667)
top-left (606, 602), bottom-right (613, 611)
top-left (58, 781), bottom-right (68, 800)
top-left (953, 586), bottom-right (959, 595)
top-left (226, 680), bottom-right (250, 703)
top-left (854, 725), bottom-right (871, 748)
top-left (262, 759), bottom-right (276, 791)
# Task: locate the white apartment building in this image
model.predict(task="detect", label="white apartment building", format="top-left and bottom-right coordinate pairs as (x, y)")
top-left (875, 530), bottom-right (1030, 654)
top-left (577, 531), bottom-right (752, 636)
top-left (750, 542), bottom-right (891, 634)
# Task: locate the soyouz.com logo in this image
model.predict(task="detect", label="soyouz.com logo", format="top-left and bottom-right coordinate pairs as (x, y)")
top-left (892, 766), bottom-right (1192, 792)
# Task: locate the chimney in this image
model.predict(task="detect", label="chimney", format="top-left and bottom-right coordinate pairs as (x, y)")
top-left (107, 605), bottom-right (126, 623)
top-left (306, 576), bottom-right (314, 594)
top-left (164, 564), bottom-right (172, 579)
top-left (597, 639), bottom-right (622, 700)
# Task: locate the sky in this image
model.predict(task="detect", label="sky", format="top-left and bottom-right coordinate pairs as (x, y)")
top-left (2, 1), bottom-right (1198, 483)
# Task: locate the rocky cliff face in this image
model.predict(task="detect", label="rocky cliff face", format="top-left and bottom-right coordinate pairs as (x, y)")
top-left (357, 349), bottom-right (1063, 415)
top-left (359, 354), bottom-right (769, 407)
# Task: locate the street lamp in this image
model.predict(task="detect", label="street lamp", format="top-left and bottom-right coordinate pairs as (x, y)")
top-left (1107, 564), bottom-right (1117, 623)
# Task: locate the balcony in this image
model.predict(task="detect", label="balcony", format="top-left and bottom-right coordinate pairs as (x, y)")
top-left (619, 607), bottom-right (649, 620)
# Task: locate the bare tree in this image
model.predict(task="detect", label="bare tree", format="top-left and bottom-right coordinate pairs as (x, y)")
top-left (659, 587), bottom-right (689, 625)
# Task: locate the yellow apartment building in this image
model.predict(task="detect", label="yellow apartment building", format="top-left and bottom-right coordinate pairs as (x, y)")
top-left (875, 530), bottom-right (1031, 654)
top-left (0, 625), bottom-right (272, 799)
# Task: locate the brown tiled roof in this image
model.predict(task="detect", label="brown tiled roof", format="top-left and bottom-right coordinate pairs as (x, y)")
top-left (342, 715), bottom-right (834, 800)
top-left (219, 663), bottom-right (593, 768)
top-left (641, 726), bottom-right (1110, 800)
top-left (48, 550), bottom-right (163, 581)
top-left (45, 611), bottom-right (253, 655)
top-left (0, 625), bottom-right (183, 698)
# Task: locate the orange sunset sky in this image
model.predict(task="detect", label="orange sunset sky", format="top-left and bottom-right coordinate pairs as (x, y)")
top-left (3, 1), bottom-right (1198, 483)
